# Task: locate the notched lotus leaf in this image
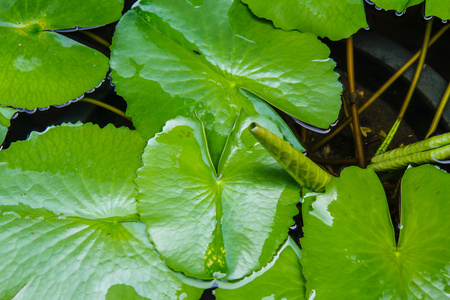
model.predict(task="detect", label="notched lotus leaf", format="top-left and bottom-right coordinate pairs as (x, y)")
top-left (0, 124), bottom-right (203, 299)
top-left (214, 237), bottom-right (306, 300)
top-left (0, 0), bottom-right (124, 109)
top-left (301, 165), bottom-right (450, 299)
top-left (242, 0), bottom-right (368, 40)
top-left (136, 113), bottom-right (300, 280)
top-left (110, 0), bottom-right (340, 163)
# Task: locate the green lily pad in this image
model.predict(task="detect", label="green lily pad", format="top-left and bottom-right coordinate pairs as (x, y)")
top-left (0, 0), bottom-right (123, 109)
top-left (214, 237), bottom-right (306, 300)
top-left (0, 106), bottom-right (17, 145)
top-left (0, 123), bottom-right (204, 299)
top-left (136, 113), bottom-right (300, 280)
top-left (371, 0), bottom-right (423, 13)
top-left (241, 0), bottom-right (368, 40)
top-left (301, 165), bottom-right (450, 299)
top-left (372, 0), bottom-right (449, 19)
top-left (425, 0), bottom-right (450, 19)
top-left (110, 0), bottom-right (341, 163)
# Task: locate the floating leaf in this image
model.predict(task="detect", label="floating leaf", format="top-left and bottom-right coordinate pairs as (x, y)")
top-left (301, 165), bottom-right (450, 299)
top-left (425, 0), bottom-right (450, 20)
top-left (0, 124), bottom-right (203, 299)
top-left (214, 237), bottom-right (306, 300)
top-left (372, 0), bottom-right (449, 19)
top-left (0, 0), bottom-right (124, 109)
top-left (0, 106), bottom-right (17, 144)
top-left (371, 0), bottom-right (423, 13)
top-left (136, 114), bottom-right (300, 280)
top-left (241, 0), bottom-right (368, 40)
top-left (110, 0), bottom-right (341, 163)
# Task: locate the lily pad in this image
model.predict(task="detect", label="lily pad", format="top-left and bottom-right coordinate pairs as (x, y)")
top-left (110, 0), bottom-right (341, 163)
top-left (0, 123), bottom-right (203, 299)
top-left (371, 0), bottom-right (423, 13)
top-left (372, 0), bottom-right (450, 19)
top-left (0, 0), bottom-right (123, 109)
top-left (301, 165), bottom-right (450, 299)
top-left (241, 0), bottom-right (368, 40)
top-left (214, 237), bottom-right (306, 300)
top-left (425, 0), bottom-right (450, 19)
top-left (136, 113), bottom-right (300, 280)
top-left (0, 106), bottom-right (17, 145)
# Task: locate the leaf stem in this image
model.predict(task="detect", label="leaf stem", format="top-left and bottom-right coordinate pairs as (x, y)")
top-left (346, 36), bottom-right (365, 168)
top-left (81, 97), bottom-right (131, 121)
top-left (425, 81), bottom-right (450, 139)
top-left (249, 123), bottom-right (332, 192)
top-left (375, 18), bottom-right (434, 154)
top-left (80, 31), bottom-right (111, 48)
top-left (309, 23), bottom-right (450, 154)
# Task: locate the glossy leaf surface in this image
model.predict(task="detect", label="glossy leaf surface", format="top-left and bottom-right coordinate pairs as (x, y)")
top-left (372, 0), bottom-right (423, 13)
top-left (136, 114), bottom-right (300, 280)
top-left (0, 0), bottom-right (122, 109)
top-left (0, 124), bottom-right (203, 299)
top-left (241, 0), bottom-right (368, 40)
top-left (0, 0), bottom-right (123, 29)
top-left (372, 0), bottom-right (449, 19)
top-left (110, 0), bottom-right (341, 163)
top-left (425, 0), bottom-right (450, 19)
top-left (301, 166), bottom-right (450, 299)
top-left (214, 237), bottom-right (306, 300)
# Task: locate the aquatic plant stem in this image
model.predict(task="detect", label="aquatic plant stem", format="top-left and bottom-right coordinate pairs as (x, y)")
top-left (425, 82), bottom-right (450, 139)
top-left (81, 97), bottom-right (131, 121)
top-left (347, 36), bottom-right (365, 168)
top-left (249, 123), bottom-right (332, 192)
top-left (309, 23), bottom-right (450, 154)
top-left (375, 18), bottom-right (433, 154)
top-left (80, 31), bottom-right (111, 48)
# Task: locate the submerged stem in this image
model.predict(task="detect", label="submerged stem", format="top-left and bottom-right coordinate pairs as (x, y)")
top-left (309, 23), bottom-right (450, 154)
top-left (375, 18), bottom-right (434, 155)
top-left (81, 98), bottom-right (131, 121)
top-left (425, 82), bottom-right (450, 139)
top-left (347, 36), bottom-right (365, 168)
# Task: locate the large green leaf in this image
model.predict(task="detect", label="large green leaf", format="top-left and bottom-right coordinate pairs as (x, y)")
top-left (214, 237), bottom-right (306, 299)
top-left (301, 165), bottom-right (450, 299)
top-left (0, 124), bottom-right (204, 299)
top-left (425, 0), bottom-right (450, 19)
top-left (241, 0), bottom-right (368, 40)
top-left (372, 0), bottom-right (450, 19)
top-left (136, 114), bottom-right (300, 280)
top-left (0, 0), bottom-right (123, 109)
top-left (371, 0), bottom-right (423, 13)
top-left (110, 0), bottom-right (341, 163)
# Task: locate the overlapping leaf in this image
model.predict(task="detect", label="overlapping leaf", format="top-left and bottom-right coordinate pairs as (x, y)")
top-left (0, 0), bottom-right (123, 109)
top-left (136, 113), bottom-right (300, 280)
top-left (110, 0), bottom-right (341, 163)
top-left (214, 237), bottom-right (306, 299)
top-left (301, 165), bottom-right (450, 299)
top-left (241, 0), bottom-right (368, 40)
top-left (0, 123), bottom-right (203, 299)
